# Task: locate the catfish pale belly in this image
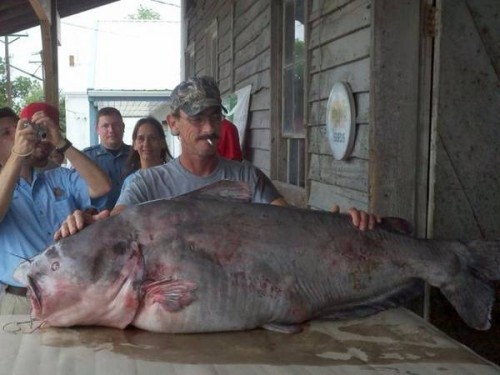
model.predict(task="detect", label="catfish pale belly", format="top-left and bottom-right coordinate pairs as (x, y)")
top-left (14, 183), bottom-right (500, 333)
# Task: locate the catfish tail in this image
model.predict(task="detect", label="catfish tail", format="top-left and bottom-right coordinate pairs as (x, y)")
top-left (438, 239), bottom-right (500, 331)
top-left (464, 239), bottom-right (500, 280)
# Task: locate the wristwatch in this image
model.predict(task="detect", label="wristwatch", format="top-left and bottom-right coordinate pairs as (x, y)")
top-left (56, 138), bottom-right (73, 153)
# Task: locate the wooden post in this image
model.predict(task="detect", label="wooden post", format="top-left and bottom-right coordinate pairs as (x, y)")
top-left (4, 36), bottom-right (12, 107)
top-left (30, 0), bottom-right (59, 106)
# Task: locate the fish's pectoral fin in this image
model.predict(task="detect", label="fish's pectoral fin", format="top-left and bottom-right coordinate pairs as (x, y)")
top-left (143, 279), bottom-right (198, 312)
top-left (261, 323), bottom-right (303, 334)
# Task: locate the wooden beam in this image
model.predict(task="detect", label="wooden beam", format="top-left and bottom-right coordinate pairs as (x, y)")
top-left (29, 0), bottom-right (51, 23)
top-left (38, 0), bottom-right (59, 106)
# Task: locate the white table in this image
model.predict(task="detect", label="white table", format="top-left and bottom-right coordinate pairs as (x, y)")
top-left (0, 308), bottom-right (498, 375)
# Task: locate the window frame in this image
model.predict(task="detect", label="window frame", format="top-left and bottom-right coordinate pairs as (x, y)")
top-left (270, 0), bottom-right (309, 195)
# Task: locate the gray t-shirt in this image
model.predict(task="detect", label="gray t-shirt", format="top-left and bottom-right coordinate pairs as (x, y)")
top-left (116, 157), bottom-right (282, 206)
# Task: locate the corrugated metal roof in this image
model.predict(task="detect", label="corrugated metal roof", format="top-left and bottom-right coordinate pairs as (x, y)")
top-left (87, 89), bottom-right (172, 117)
top-left (0, 0), bottom-right (119, 36)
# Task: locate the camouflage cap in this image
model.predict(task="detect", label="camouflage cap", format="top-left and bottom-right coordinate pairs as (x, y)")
top-left (169, 76), bottom-right (226, 116)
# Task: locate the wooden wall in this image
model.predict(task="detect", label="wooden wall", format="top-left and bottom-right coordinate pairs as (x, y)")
top-left (369, 0), bottom-right (431, 233)
top-left (183, 0), bottom-right (391, 213)
top-left (431, 0), bottom-right (500, 240)
top-left (307, 0), bottom-right (372, 211)
top-left (184, 0), bottom-right (274, 175)
top-left (183, 0), bottom-right (499, 221)
top-left (234, 1), bottom-right (273, 175)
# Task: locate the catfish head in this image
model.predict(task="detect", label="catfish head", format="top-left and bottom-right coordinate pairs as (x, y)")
top-left (14, 232), bottom-right (145, 329)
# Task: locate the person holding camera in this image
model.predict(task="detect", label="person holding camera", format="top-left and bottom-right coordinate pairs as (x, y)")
top-left (0, 103), bottom-right (112, 314)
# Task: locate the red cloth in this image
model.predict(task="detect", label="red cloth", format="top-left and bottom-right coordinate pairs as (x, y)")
top-left (20, 102), bottom-right (59, 123)
top-left (217, 119), bottom-right (243, 161)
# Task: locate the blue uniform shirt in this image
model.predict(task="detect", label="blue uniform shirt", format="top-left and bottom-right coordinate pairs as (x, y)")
top-left (0, 167), bottom-right (92, 286)
top-left (83, 143), bottom-right (131, 211)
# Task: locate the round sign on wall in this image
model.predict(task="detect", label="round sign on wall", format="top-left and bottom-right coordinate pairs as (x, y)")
top-left (325, 82), bottom-right (356, 160)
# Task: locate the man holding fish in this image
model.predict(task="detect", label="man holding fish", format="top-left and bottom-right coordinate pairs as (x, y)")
top-left (10, 79), bottom-right (500, 334)
top-left (56, 76), bottom-right (378, 239)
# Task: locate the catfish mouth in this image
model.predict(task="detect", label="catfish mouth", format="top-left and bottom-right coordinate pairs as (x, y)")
top-left (26, 275), bottom-right (42, 316)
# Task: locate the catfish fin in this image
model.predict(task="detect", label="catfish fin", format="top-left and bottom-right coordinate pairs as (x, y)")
top-left (142, 278), bottom-right (198, 312)
top-left (379, 217), bottom-right (413, 235)
top-left (173, 180), bottom-right (251, 203)
top-left (433, 239), bottom-right (500, 330)
top-left (261, 323), bottom-right (303, 334)
top-left (465, 239), bottom-right (500, 279)
top-left (439, 274), bottom-right (493, 330)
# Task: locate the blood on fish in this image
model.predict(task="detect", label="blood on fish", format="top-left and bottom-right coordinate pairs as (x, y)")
top-left (12, 181), bottom-right (500, 334)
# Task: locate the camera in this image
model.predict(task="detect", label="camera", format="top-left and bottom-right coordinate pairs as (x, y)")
top-left (24, 122), bottom-right (47, 141)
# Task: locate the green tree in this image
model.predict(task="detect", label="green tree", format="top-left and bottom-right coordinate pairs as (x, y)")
top-left (127, 5), bottom-right (161, 20)
top-left (0, 57), bottom-right (44, 113)
top-left (0, 57), bottom-right (66, 134)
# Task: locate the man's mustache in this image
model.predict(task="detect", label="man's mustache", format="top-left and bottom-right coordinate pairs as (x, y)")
top-left (197, 134), bottom-right (219, 141)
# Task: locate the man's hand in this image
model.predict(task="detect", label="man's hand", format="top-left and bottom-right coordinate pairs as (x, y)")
top-left (30, 110), bottom-right (62, 146)
top-left (331, 204), bottom-right (381, 231)
top-left (347, 207), bottom-right (381, 231)
top-left (12, 118), bottom-right (36, 156)
top-left (54, 209), bottom-right (110, 240)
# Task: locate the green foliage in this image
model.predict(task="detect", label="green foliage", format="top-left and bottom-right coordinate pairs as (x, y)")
top-left (0, 57), bottom-right (66, 135)
top-left (294, 39), bottom-right (304, 78)
top-left (23, 81), bottom-right (44, 104)
top-left (0, 57), bottom-right (44, 113)
top-left (127, 5), bottom-right (161, 20)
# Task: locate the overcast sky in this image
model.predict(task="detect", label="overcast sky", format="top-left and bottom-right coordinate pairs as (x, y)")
top-left (4, 0), bottom-right (181, 92)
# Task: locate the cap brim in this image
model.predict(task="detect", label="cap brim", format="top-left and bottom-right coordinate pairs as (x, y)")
top-left (182, 98), bottom-right (224, 116)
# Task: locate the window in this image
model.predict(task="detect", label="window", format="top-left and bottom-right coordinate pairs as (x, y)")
top-left (281, 0), bottom-right (305, 187)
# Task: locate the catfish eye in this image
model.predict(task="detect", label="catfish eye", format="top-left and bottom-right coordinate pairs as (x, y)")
top-left (51, 261), bottom-right (60, 271)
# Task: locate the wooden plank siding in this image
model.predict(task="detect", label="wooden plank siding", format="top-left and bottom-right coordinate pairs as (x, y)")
top-left (369, 0), bottom-right (430, 230)
top-left (231, 0), bottom-right (272, 172)
top-left (431, 0), bottom-right (500, 239)
top-left (184, 0), bottom-right (273, 174)
top-left (307, 0), bottom-right (372, 211)
top-left (184, 0), bottom-right (373, 210)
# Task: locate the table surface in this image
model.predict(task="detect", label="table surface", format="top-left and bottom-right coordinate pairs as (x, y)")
top-left (0, 308), bottom-right (499, 375)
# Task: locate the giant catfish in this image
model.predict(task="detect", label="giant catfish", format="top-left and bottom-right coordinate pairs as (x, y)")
top-left (14, 181), bottom-right (500, 333)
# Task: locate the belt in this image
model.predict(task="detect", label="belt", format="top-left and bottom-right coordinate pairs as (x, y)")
top-left (5, 285), bottom-right (28, 297)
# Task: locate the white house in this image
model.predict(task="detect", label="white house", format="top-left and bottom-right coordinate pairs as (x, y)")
top-left (62, 20), bottom-right (181, 155)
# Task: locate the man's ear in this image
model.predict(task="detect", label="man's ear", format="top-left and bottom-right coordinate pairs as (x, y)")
top-left (167, 114), bottom-right (180, 136)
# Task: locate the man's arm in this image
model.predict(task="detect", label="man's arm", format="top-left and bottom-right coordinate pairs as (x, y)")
top-left (266, 173), bottom-right (379, 230)
top-left (0, 119), bottom-right (35, 222)
top-left (54, 174), bottom-right (138, 240)
top-left (0, 153), bottom-right (25, 222)
top-left (64, 146), bottom-right (112, 198)
top-left (31, 110), bottom-right (112, 198)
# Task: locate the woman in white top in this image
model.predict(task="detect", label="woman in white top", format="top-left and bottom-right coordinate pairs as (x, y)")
top-left (122, 116), bottom-right (172, 190)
